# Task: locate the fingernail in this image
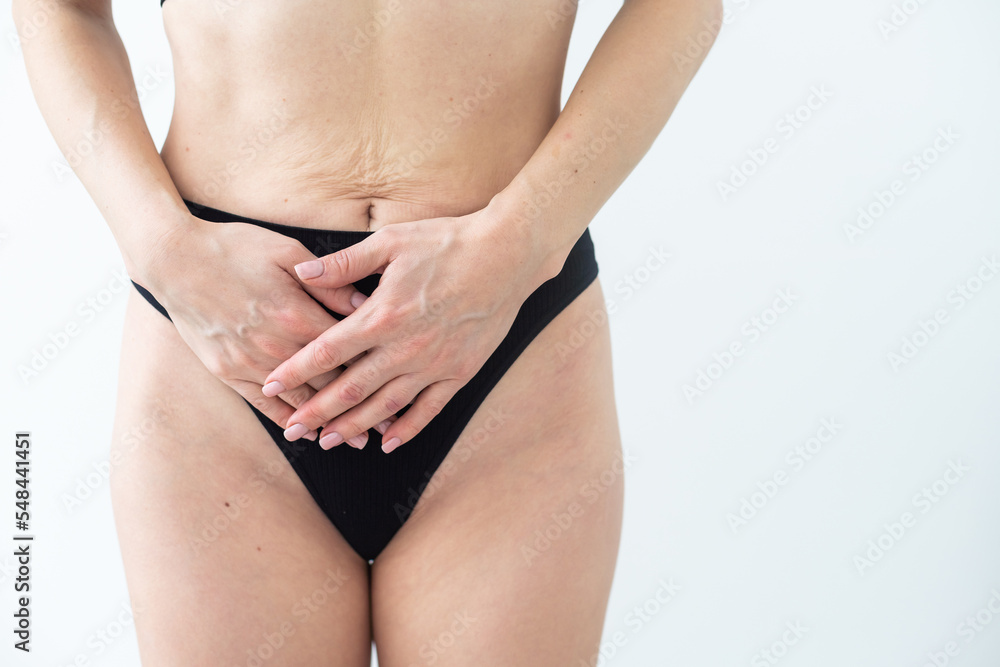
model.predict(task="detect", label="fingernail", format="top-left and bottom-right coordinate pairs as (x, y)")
top-left (295, 260), bottom-right (324, 280)
top-left (375, 419), bottom-right (392, 434)
top-left (351, 292), bottom-right (368, 308)
top-left (284, 423), bottom-right (309, 441)
top-left (262, 381), bottom-right (285, 397)
top-left (382, 437), bottom-right (402, 454)
top-left (347, 434), bottom-right (368, 449)
top-left (304, 430), bottom-right (318, 441)
top-left (320, 431), bottom-right (344, 449)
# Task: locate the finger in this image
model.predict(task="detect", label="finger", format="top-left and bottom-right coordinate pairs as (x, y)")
top-left (275, 244), bottom-right (368, 323)
top-left (257, 279), bottom-right (341, 343)
top-left (292, 232), bottom-right (393, 288)
top-left (262, 314), bottom-right (373, 397)
top-left (277, 383), bottom-right (317, 409)
top-left (304, 366), bottom-right (346, 393)
top-left (381, 381), bottom-right (461, 453)
top-left (313, 353), bottom-right (367, 429)
top-left (346, 432), bottom-right (368, 449)
top-left (275, 383), bottom-right (323, 441)
top-left (268, 345), bottom-right (359, 401)
top-left (331, 412), bottom-right (399, 437)
top-left (374, 415), bottom-right (398, 435)
top-left (317, 376), bottom-right (422, 450)
top-left (319, 404), bottom-right (399, 449)
top-left (231, 380), bottom-right (320, 441)
top-left (282, 351), bottom-right (397, 436)
top-left (303, 347), bottom-right (368, 394)
top-left (265, 355), bottom-right (356, 412)
top-left (344, 351), bottom-right (367, 366)
top-left (298, 284), bottom-right (370, 316)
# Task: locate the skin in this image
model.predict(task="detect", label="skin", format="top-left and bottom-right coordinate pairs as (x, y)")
top-left (14, 0), bottom-right (720, 664)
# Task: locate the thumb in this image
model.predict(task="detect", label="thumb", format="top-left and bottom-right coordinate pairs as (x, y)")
top-left (293, 235), bottom-right (391, 288)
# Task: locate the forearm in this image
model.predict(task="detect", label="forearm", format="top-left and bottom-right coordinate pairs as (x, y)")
top-left (489, 0), bottom-right (722, 282)
top-left (13, 0), bottom-right (197, 289)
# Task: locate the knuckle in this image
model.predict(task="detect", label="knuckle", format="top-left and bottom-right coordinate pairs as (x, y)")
top-left (278, 241), bottom-right (308, 266)
top-left (297, 404), bottom-right (324, 426)
top-left (309, 341), bottom-right (339, 370)
top-left (283, 386), bottom-right (313, 408)
top-left (337, 380), bottom-right (366, 406)
top-left (253, 334), bottom-right (288, 362)
top-left (231, 347), bottom-right (264, 374)
top-left (374, 224), bottom-right (398, 243)
top-left (248, 394), bottom-right (269, 411)
top-left (286, 316), bottom-right (319, 341)
top-left (382, 394), bottom-right (406, 415)
top-left (369, 350), bottom-right (394, 373)
top-left (331, 248), bottom-right (353, 274)
top-left (423, 397), bottom-right (445, 419)
top-left (366, 307), bottom-right (395, 334)
top-left (358, 364), bottom-right (380, 385)
top-left (270, 306), bottom-right (300, 331)
top-left (203, 355), bottom-right (230, 378)
top-left (404, 324), bottom-right (435, 351)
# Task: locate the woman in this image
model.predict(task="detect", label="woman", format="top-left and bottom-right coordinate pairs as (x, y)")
top-left (15, 0), bottom-right (720, 663)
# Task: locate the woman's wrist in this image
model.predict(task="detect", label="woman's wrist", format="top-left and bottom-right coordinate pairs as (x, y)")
top-left (483, 178), bottom-right (588, 290)
top-left (124, 211), bottom-right (214, 296)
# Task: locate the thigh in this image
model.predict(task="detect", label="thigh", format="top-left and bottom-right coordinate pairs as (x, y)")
top-left (371, 279), bottom-right (624, 667)
top-left (109, 290), bottom-right (372, 667)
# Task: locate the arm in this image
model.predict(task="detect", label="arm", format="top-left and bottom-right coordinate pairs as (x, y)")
top-left (263, 0), bottom-right (723, 451)
top-left (14, 0), bottom-right (366, 435)
top-left (490, 0), bottom-right (724, 281)
top-left (12, 0), bottom-right (194, 289)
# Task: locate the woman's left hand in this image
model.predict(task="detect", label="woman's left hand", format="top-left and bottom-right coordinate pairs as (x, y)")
top-left (261, 204), bottom-right (561, 453)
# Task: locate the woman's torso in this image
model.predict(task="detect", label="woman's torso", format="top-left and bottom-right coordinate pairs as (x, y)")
top-left (159, 0), bottom-right (578, 231)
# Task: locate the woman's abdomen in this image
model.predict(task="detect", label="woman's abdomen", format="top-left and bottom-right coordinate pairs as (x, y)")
top-left (158, 0), bottom-right (578, 231)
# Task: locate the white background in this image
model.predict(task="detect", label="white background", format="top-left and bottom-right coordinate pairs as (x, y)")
top-left (2, 0), bottom-right (999, 665)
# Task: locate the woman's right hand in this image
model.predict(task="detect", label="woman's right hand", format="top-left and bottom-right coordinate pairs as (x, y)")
top-left (138, 216), bottom-right (369, 440)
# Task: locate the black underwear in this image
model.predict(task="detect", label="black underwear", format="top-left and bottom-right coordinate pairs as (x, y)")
top-left (131, 198), bottom-right (599, 561)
